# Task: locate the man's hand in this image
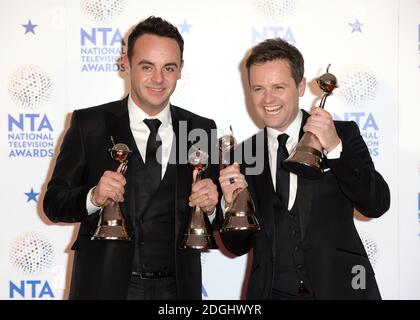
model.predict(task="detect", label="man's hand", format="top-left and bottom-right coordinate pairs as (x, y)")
top-left (218, 163), bottom-right (248, 207)
top-left (91, 163), bottom-right (126, 207)
top-left (303, 107), bottom-right (341, 152)
top-left (189, 170), bottom-right (218, 215)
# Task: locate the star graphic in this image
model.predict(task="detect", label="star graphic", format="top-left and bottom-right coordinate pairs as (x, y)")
top-left (178, 19), bottom-right (192, 34)
top-left (22, 19), bottom-right (38, 35)
top-left (349, 19), bottom-right (364, 33)
top-left (25, 188), bottom-right (39, 202)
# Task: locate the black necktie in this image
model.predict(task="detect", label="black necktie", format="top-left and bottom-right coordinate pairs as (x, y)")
top-left (276, 133), bottom-right (289, 208)
top-left (144, 119), bottom-right (162, 190)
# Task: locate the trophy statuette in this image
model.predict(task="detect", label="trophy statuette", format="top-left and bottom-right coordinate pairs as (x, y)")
top-left (91, 139), bottom-right (132, 241)
top-left (282, 64), bottom-right (338, 179)
top-left (218, 127), bottom-right (260, 233)
top-left (181, 147), bottom-right (216, 250)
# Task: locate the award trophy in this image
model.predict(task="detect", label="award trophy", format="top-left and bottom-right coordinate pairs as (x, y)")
top-left (91, 139), bottom-right (132, 240)
top-left (282, 64), bottom-right (338, 179)
top-left (181, 147), bottom-right (216, 250)
top-left (218, 127), bottom-right (260, 233)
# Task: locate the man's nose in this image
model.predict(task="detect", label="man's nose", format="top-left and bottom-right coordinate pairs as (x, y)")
top-left (151, 69), bottom-right (164, 83)
top-left (263, 89), bottom-right (275, 104)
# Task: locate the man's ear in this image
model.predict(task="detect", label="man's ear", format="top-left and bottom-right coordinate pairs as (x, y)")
top-left (123, 55), bottom-right (130, 73)
top-left (178, 60), bottom-right (184, 79)
top-left (298, 77), bottom-right (306, 97)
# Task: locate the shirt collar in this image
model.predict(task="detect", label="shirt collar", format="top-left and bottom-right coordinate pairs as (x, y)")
top-left (127, 95), bottom-right (172, 128)
top-left (266, 109), bottom-right (303, 150)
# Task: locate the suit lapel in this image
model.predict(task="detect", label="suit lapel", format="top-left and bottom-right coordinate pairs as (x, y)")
top-left (104, 97), bottom-right (139, 230)
top-left (252, 129), bottom-right (276, 243)
top-left (170, 105), bottom-right (193, 246)
top-left (296, 110), bottom-right (314, 239)
top-left (104, 96), bottom-right (140, 164)
top-left (296, 176), bottom-right (314, 240)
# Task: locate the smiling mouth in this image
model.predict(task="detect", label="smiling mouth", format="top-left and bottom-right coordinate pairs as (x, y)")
top-left (148, 87), bottom-right (165, 93)
top-left (264, 105), bottom-right (282, 115)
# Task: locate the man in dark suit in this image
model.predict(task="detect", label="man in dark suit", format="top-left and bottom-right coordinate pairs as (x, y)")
top-left (43, 16), bottom-right (219, 300)
top-left (219, 38), bottom-right (390, 299)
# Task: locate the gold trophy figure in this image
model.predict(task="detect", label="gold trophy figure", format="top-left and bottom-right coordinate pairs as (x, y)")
top-left (218, 127), bottom-right (260, 233)
top-left (282, 64), bottom-right (338, 179)
top-left (181, 148), bottom-right (215, 250)
top-left (91, 139), bottom-right (132, 240)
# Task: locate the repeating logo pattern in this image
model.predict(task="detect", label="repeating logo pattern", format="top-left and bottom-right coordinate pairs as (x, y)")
top-left (81, 0), bottom-right (125, 23)
top-left (253, 0), bottom-right (297, 22)
top-left (8, 65), bottom-right (52, 110)
top-left (336, 64), bottom-right (378, 107)
top-left (9, 232), bottom-right (54, 275)
top-left (360, 232), bottom-right (379, 267)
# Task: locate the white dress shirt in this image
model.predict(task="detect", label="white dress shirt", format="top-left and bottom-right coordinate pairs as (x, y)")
top-left (86, 95), bottom-right (173, 214)
top-left (87, 96), bottom-right (216, 222)
top-left (267, 110), bottom-right (342, 210)
top-left (127, 95), bottom-right (174, 177)
top-left (222, 109), bottom-right (342, 213)
top-left (266, 110), bottom-right (302, 210)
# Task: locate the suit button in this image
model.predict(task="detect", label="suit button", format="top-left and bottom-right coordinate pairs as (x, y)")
top-left (297, 264), bottom-right (303, 270)
top-left (292, 230), bottom-right (297, 236)
top-left (294, 246), bottom-right (300, 252)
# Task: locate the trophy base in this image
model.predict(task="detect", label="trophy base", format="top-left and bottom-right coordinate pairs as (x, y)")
top-left (220, 214), bottom-right (260, 234)
top-left (282, 159), bottom-right (323, 180)
top-left (181, 233), bottom-right (214, 250)
top-left (91, 225), bottom-right (131, 241)
top-left (282, 144), bottom-right (323, 180)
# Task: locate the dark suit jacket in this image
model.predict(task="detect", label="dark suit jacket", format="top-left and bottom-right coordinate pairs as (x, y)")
top-left (220, 110), bottom-right (390, 300)
top-left (43, 97), bottom-right (218, 299)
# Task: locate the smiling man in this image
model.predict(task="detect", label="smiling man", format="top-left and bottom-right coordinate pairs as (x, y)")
top-left (218, 38), bottom-right (390, 299)
top-left (43, 16), bottom-right (219, 300)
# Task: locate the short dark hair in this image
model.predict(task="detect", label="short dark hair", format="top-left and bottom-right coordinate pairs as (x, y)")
top-left (127, 16), bottom-right (184, 62)
top-left (245, 38), bottom-right (304, 86)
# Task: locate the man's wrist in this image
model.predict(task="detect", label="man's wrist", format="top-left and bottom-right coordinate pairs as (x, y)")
top-left (90, 186), bottom-right (101, 207)
top-left (324, 140), bottom-right (342, 159)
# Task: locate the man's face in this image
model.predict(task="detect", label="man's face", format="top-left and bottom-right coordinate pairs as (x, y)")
top-left (125, 34), bottom-right (183, 115)
top-left (249, 59), bottom-right (305, 132)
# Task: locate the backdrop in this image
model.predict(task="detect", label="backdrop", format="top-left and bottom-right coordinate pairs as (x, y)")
top-left (1, 0), bottom-right (419, 300)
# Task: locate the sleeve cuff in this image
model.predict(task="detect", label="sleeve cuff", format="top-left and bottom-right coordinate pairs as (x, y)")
top-left (324, 140), bottom-right (342, 159)
top-left (207, 209), bottom-right (216, 224)
top-left (220, 196), bottom-right (228, 219)
top-left (86, 187), bottom-right (101, 215)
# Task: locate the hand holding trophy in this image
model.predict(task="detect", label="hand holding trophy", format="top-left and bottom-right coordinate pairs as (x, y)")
top-left (218, 127), bottom-right (260, 233)
top-left (91, 138), bottom-right (132, 241)
top-left (181, 147), bottom-right (216, 250)
top-left (282, 64), bottom-right (338, 179)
